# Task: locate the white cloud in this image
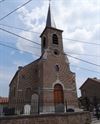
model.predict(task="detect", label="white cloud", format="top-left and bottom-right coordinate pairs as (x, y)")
top-left (16, 0), bottom-right (100, 63)
top-left (17, 2), bottom-right (47, 31)
top-left (0, 69), bottom-right (12, 81)
top-left (92, 24), bottom-right (100, 41)
top-left (0, 67), bottom-right (15, 96)
top-left (0, 0), bottom-right (100, 97)
top-left (16, 31), bottom-right (41, 56)
top-left (0, 65), bottom-right (17, 82)
top-left (16, 2), bottom-right (48, 57)
top-left (16, 0), bottom-right (100, 95)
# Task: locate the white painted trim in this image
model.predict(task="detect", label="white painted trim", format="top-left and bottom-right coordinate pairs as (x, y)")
top-left (52, 79), bottom-right (64, 89)
top-left (42, 87), bottom-right (75, 91)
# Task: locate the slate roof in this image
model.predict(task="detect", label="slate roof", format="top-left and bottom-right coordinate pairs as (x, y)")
top-left (46, 4), bottom-right (56, 28)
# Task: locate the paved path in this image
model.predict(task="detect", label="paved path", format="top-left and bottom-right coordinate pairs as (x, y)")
top-left (91, 118), bottom-right (100, 124)
top-left (91, 120), bottom-right (100, 124)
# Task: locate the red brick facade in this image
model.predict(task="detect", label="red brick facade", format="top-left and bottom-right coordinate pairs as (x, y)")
top-left (9, 7), bottom-right (78, 114)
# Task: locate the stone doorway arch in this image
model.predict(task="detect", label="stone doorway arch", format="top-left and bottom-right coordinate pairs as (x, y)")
top-left (54, 84), bottom-right (64, 112)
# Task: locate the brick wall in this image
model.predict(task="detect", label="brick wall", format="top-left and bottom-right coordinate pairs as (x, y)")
top-left (9, 27), bottom-right (78, 114)
top-left (0, 112), bottom-right (91, 124)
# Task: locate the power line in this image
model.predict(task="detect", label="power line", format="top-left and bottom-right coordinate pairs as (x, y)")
top-left (0, 25), bottom-right (99, 56)
top-left (0, 27), bottom-right (41, 46)
top-left (0, 41), bottom-right (40, 57)
top-left (0, 36), bottom-right (99, 58)
top-left (66, 52), bottom-right (100, 58)
top-left (1, 38), bottom-right (100, 67)
top-left (66, 54), bottom-right (100, 67)
top-left (0, 23), bottom-right (40, 34)
top-left (0, 26), bottom-right (100, 67)
top-left (0, 0), bottom-right (32, 21)
top-left (63, 38), bottom-right (100, 46)
top-left (0, 35), bottom-right (99, 58)
top-left (0, 27), bottom-right (100, 67)
top-left (0, 40), bottom-right (40, 49)
top-left (0, 0), bottom-right (5, 3)
top-left (71, 64), bottom-right (100, 74)
top-left (0, 40), bottom-right (100, 74)
top-left (0, 23), bottom-right (100, 46)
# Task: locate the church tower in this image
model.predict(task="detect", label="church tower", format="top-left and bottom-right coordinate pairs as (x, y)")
top-left (41, 4), bottom-right (63, 54)
top-left (39, 3), bottom-right (78, 113)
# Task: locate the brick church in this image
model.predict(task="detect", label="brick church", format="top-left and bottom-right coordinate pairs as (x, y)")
top-left (9, 4), bottom-right (78, 114)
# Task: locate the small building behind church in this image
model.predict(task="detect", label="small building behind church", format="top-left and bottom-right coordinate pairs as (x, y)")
top-left (80, 77), bottom-right (100, 111)
top-left (9, 4), bottom-right (78, 115)
top-left (0, 97), bottom-right (8, 116)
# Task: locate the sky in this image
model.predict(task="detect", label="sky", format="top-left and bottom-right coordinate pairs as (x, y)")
top-left (0, 0), bottom-right (100, 97)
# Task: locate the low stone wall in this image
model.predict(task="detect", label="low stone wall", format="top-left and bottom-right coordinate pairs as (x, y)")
top-left (0, 112), bottom-right (91, 124)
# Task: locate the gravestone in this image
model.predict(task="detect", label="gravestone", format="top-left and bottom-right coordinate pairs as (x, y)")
top-left (31, 94), bottom-right (38, 114)
top-left (24, 104), bottom-right (31, 115)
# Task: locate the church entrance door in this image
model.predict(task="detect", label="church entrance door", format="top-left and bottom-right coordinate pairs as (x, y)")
top-left (54, 84), bottom-right (64, 112)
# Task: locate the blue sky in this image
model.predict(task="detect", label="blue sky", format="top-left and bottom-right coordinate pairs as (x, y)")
top-left (0, 0), bottom-right (100, 97)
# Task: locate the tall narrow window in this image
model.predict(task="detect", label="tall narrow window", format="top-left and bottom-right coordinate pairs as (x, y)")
top-left (42, 37), bottom-right (46, 48)
top-left (52, 34), bottom-right (58, 44)
top-left (25, 88), bottom-right (31, 102)
top-left (54, 49), bottom-right (59, 55)
top-left (55, 65), bottom-right (59, 72)
top-left (31, 94), bottom-right (39, 113)
top-left (13, 87), bottom-right (16, 97)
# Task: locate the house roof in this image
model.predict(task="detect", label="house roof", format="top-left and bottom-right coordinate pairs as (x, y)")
top-left (80, 77), bottom-right (100, 89)
top-left (0, 97), bottom-right (8, 104)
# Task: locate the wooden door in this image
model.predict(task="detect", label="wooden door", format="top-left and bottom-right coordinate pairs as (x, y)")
top-left (54, 84), bottom-right (64, 112)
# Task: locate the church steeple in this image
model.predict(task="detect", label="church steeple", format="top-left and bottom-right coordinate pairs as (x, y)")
top-left (46, 3), bottom-right (56, 28)
top-left (40, 1), bottom-right (63, 54)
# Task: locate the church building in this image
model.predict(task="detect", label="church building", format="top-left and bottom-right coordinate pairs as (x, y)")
top-left (9, 3), bottom-right (78, 114)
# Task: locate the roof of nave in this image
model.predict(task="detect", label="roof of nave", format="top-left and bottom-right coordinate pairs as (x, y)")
top-left (9, 56), bottom-right (42, 86)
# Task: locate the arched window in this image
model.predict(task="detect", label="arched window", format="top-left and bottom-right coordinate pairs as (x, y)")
top-left (52, 34), bottom-right (58, 44)
top-left (13, 87), bottom-right (16, 97)
top-left (55, 65), bottom-right (59, 72)
top-left (54, 84), bottom-right (64, 112)
top-left (54, 49), bottom-right (59, 55)
top-left (31, 94), bottom-right (39, 113)
top-left (25, 88), bottom-right (31, 102)
top-left (42, 37), bottom-right (46, 48)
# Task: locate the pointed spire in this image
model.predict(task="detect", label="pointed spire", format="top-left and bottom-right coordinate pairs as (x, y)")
top-left (46, 1), bottom-right (56, 28)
